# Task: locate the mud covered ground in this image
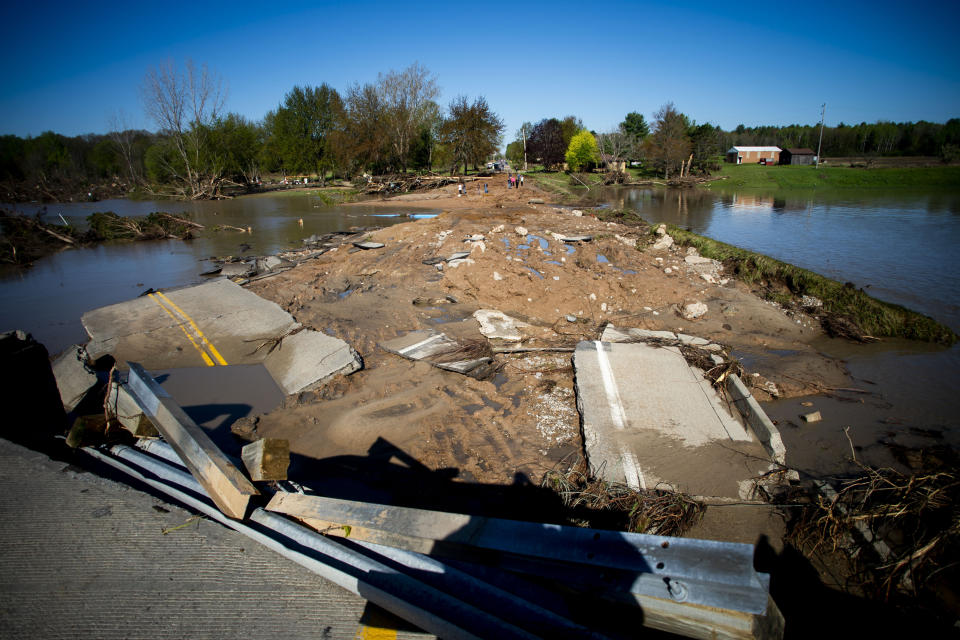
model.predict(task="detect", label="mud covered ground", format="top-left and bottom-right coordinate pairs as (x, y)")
top-left (244, 179), bottom-right (848, 516)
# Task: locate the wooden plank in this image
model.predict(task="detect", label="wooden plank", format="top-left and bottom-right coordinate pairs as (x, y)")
top-left (125, 362), bottom-right (258, 519)
top-left (241, 438), bottom-right (290, 481)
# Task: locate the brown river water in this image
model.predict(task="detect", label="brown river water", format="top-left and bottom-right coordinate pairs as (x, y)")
top-left (2, 187), bottom-right (958, 477)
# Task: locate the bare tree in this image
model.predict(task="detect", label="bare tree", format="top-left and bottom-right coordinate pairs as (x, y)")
top-left (141, 59), bottom-right (225, 198)
top-left (378, 62), bottom-right (439, 172)
top-left (106, 110), bottom-right (142, 186)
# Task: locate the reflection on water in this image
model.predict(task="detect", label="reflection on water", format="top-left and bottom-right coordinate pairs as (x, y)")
top-left (595, 186), bottom-right (960, 332)
top-left (0, 194), bottom-right (436, 353)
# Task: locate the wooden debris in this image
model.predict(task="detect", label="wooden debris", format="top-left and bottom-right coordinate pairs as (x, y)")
top-left (241, 438), bottom-right (290, 481)
top-left (124, 362), bottom-right (259, 519)
top-left (106, 381), bottom-right (159, 438)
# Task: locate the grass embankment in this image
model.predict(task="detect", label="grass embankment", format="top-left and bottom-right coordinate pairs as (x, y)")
top-left (664, 225), bottom-right (957, 345)
top-left (712, 164), bottom-right (960, 190)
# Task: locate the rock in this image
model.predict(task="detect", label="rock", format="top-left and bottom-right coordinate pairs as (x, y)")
top-left (571, 209), bottom-right (583, 216)
top-left (447, 251), bottom-right (471, 261)
top-left (686, 247), bottom-right (699, 256)
top-left (684, 255), bottom-right (714, 265)
top-left (422, 256), bottom-right (446, 265)
top-left (255, 255), bottom-right (286, 273)
top-left (491, 224), bottom-right (505, 233)
top-left (682, 302), bottom-right (708, 320)
top-left (801, 411), bottom-right (822, 423)
top-left (515, 226), bottom-right (528, 236)
top-left (566, 314), bottom-right (577, 323)
top-left (652, 234), bottom-right (674, 250)
top-left (655, 224), bottom-right (667, 236)
top-left (560, 235), bottom-right (593, 243)
top-left (473, 309), bottom-right (529, 342)
top-left (464, 234), bottom-right (485, 242)
top-left (527, 198), bottom-right (544, 204)
top-left (493, 271), bottom-right (503, 281)
top-left (352, 241), bottom-right (385, 250)
top-left (664, 267), bottom-right (672, 274)
top-left (446, 258), bottom-right (474, 268)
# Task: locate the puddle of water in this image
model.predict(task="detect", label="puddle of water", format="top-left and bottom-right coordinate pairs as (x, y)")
top-left (545, 260), bottom-right (563, 266)
top-left (410, 214), bottom-right (438, 219)
top-left (501, 237), bottom-right (510, 249)
top-left (150, 364), bottom-right (284, 455)
top-left (732, 348), bottom-right (801, 371)
top-left (517, 244), bottom-right (531, 250)
top-left (524, 266), bottom-right (544, 279)
top-left (596, 254), bottom-right (609, 264)
top-left (338, 289), bottom-right (354, 299)
top-left (371, 214), bottom-right (403, 218)
top-left (565, 245), bottom-right (576, 255)
top-left (609, 266), bottom-right (637, 274)
top-left (527, 235), bottom-right (549, 250)
top-left (543, 251), bottom-right (552, 256)
top-left (464, 403), bottom-right (484, 415)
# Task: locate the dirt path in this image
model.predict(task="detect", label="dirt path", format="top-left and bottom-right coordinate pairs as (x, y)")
top-left (243, 178), bottom-right (845, 506)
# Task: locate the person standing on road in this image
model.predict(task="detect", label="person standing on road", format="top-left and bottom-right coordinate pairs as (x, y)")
top-left (519, 174), bottom-right (524, 188)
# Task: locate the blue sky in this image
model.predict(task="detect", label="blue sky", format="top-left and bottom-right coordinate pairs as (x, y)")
top-left (2, 0), bottom-right (958, 144)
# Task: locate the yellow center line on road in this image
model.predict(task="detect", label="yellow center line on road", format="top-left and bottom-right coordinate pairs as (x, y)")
top-left (353, 624), bottom-right (397, 640)
top-left (154, 291), bottom-right (229, 366)
top-left (148, 294), bottom-right (214, 367)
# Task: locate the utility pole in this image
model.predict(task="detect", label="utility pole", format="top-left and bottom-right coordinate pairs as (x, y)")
top-left (815, 103), bottom-right (826, 168)
top-left (521, 123), bottom-right (528, 171)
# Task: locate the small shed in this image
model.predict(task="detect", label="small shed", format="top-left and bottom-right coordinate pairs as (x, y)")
top-left (726, 146), bottom-right (782, 165)
top-left (780, 148), bottom-right (816, 165)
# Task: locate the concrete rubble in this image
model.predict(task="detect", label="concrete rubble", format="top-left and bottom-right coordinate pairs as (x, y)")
top-left (81, 279), bottom-right (361, 395)
top-left (576, 325), bottom-right (788, 499)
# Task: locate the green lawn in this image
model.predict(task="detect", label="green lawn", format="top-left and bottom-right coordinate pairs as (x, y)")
top-left (711, 163), bottom-right (960, 189)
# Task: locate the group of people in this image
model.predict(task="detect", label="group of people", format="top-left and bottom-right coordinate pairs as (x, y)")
top-left (457, 181), bottom-right (489, 197)
top-left (507, 173), bottom-right (524, 189)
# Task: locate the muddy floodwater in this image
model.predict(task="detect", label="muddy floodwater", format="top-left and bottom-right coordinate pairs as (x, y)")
top-left (2, 186), bottom-right (959, 476)
top-left (1, 193), bottom-right (437, 350)
top-left (593, 185), bottom-right (960, 473)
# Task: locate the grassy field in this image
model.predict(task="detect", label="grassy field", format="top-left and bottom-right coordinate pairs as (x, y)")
top-left (663, 225), bottom-right (957, 344)
top-left (711, 163), bottom-right (960, 190)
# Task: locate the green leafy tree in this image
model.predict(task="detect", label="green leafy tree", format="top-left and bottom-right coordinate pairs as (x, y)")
top-left (622, 112), bottom-right (649, 141)
top-left (645, 102), bottom-right (691, 178)
top-left (441, 95), bottom-right (504, 174)
top-left (264, 84), bottom-right (344, 183)
top-left (559, 115), bottom-right (584, 149)
top-left (505, 139), bottom-right (525, 167)
top-left (564, 130), bottom-right (599, 172)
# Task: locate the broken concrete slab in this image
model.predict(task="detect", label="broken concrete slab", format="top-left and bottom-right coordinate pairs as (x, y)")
top-left (558, 235), bottom-right (593, 243)
top-left (51, 344), bottom-right (97, 412)
top-left (81, 279), bottom-right (361, 395)
top-left (446, 251), bottom-right (471, 261)
top-left (726, 374), bottom-right (787, 465)
top-left (220, 262), bottom-right (255, 277)
top-left (352, 241), bottom-right (385, 250)
top-left (380, 330), bottom-right (493, 379)
top-left (602, 325), bottom-right (724, 353)
top-left (573, 340), bottom-right (773, 499)
top-left (601, 325), bottom-right (678, 342)
top-left (263, 330), bottom-right (362, 394)
top-left (473, 309), bottom-right (529, 342)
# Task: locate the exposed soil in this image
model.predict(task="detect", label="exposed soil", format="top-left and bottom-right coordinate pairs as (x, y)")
top-left (245, 178), bottom-right (847, 504)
